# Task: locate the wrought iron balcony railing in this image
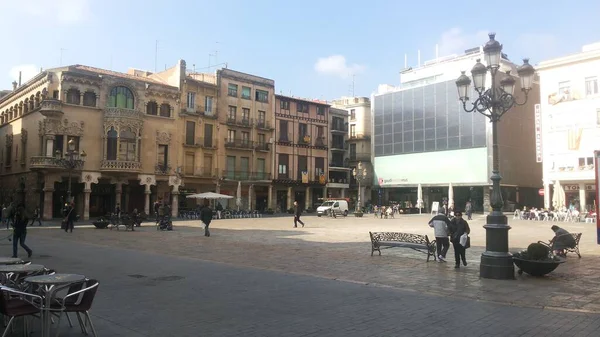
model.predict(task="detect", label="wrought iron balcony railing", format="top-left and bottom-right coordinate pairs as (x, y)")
top-left (224, 138), bottom-right (254, 150)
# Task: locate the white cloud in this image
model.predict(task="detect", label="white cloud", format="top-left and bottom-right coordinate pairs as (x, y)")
top-left (314, 55), bottom-right (365, 79)
top-left (9, 65), bottom-right (40, 84)
top-left (7, 0), bottom-right (91, 25)
top-left (437, 28), bottom-right (489, 56)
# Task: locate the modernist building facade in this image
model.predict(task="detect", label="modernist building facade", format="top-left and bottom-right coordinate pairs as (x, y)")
top-left (0, 65), bottom-right (182, 220)
top-left (372, 47), bottom-right (541, 213)
top-left (537, 42), bottom-right (600, 211)
top-left (273, 95), bottom-right (329, 212)
top-left (331, 96), bottom-right (373, 205)
top-left (327, 107), bottom-right (350, 199)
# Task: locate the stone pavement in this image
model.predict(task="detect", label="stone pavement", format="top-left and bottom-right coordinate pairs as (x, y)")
top-left (25, 213), bottom-right (600, 314)
top-left (10, 233), bottom-right (600, 336)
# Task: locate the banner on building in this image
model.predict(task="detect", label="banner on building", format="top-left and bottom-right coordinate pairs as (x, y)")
top-left (318, 173), bottom-right (326, 185)
top-left (301, 171), bottom-right (309, 184)
top-left (534, 104), bottom-right (543, 163)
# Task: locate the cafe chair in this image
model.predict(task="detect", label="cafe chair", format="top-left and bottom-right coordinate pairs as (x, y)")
top-left (51, 279), bottom-right (99, 337)
top-left (0, 286), bottom-right (42, 337)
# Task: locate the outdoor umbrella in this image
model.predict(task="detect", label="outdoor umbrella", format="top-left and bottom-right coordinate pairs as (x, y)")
top-left (236, 181), bottom-right (242, 211)
top-left (552, 180), bottom-right (565, 210)
top-left (417, 184), bottom-right (423, 214)
top-left (448, 183), bottom-right (454, 210)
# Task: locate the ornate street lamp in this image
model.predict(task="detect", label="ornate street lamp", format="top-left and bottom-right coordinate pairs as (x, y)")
top-left (352, 162), bottom-right (368, 213)
top-left (455, 33), bottom-right (535, 280)
top-left (55, 138), bottom-right (87, 203)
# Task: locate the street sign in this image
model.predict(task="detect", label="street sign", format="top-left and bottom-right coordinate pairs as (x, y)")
top-left (538, 189), bottom-right (544, 196)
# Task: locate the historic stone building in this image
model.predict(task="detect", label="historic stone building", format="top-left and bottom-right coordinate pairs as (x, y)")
top-left (0, 65), bottom-right (182, 220)
top-left (273, 95), bottom-right (329, 212)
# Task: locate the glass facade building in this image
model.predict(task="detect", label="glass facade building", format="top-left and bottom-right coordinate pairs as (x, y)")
top-left (373, 79), bottom-right (487, 157)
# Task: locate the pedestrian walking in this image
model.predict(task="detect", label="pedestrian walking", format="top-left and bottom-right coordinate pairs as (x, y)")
top-left (29, 207), bottom-right (42, 226)
top-left (465, 201), bottom-right (473, 220)
top-left (428, 209), bottom-right (451, 262)
top-left (12, 204), bottom-right (32, 258)
top-left (200, 199), bottom-right (213, 237)
top-left (63, 202), bottom-right (76, 233)
top-left (449, 211), bottom-right (470, 269)
top-left (293, 201), bottom-right (304, 228)
top-left (154, 200), bottom-right (161, 223)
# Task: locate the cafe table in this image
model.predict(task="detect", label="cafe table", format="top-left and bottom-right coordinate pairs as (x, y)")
top-left (25, 274), bottom-right (86, 337)
top-left (0, 257), bottom-right (23, 265)
top-left (0, 263), bottom-right (45, 287)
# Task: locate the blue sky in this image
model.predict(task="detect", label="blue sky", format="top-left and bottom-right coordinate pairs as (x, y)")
top-left (1, 0), bottom-right (599, 100)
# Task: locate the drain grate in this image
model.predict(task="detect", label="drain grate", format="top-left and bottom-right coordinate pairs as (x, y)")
top-left (152, 275), bottom-right (184, 282)
top-left (128, 274), bottom-right (147, 279)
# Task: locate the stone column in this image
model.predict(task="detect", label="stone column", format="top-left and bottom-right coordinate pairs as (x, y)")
top-left (267, 184), bottom-right (273, 210)
top-left (341, 188), bottom-right (346, 198)
top-left (305, 186), bottom-right (311, 209)
top-left (579, 183), bottom-right (587, 212)
top-left (543, 181), bottom-right (551, 209)
top-left (215, 181), bottom-right (221, 194)
top-left (248, 184), bottom-right (254, 211)
top-left (83, 189), bottom-right (91, 220)
top-left (322, 187), bottom-right (328, 199)
top-left (115, 182), bottom-right (123, 208)
top-left (286, 187), bottom-right (293, 210)
top-left (171, 191), bottom-right (179, 217)
top-left (42, 187), bottom-right (54, 220)
top-left (144, 189), bottom-right (151, 215)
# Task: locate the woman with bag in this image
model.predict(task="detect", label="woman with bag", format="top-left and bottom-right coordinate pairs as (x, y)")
top-left (449, 211), bottom-right (470, 269)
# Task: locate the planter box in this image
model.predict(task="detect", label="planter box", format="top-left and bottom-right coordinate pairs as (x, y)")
top-left (92, 221), bottom-right (109, 229)
top-left (354, 212), bottom-right (364, 217)
top-left (513, 252), bottom-right (566, 276)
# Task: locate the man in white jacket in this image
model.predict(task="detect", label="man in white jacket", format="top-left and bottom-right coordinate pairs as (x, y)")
top-left (428, 209), bottom-right (451, 262)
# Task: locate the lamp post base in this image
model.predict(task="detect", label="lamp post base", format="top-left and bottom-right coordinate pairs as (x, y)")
top-left (479, 212), bottom-right (515, 280)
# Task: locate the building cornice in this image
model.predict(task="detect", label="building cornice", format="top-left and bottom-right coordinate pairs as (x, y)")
top-left (0, 72), bottom-right (49, 108)
top-left (537, 50), bottom-right (600, 72)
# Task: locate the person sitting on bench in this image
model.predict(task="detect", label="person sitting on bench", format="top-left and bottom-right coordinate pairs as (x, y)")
top-left (549, 225), bottom-right (576, 257)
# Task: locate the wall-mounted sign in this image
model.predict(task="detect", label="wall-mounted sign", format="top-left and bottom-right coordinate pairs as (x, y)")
top-left (563, 185), bottom-right (580, 191)
top-left (534, 104), bottom-right (543, 163)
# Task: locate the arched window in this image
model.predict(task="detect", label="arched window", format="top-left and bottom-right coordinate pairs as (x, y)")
top-left (146, 101), bottom-right (158, 115)
top-left (23, 99), bottom-right (29, 113)
top-left (35, 92), bottom-right (40, 107)
top-left (29, 96), bottom-right (34, 111)
top-left (106, 128), bottom-right (118, 160)
top-left (119, 128), bottom-right (136, 161)
top-left (66, 89), bottom-right (81, 104)
top-left (159, 103), bottom-right (171, 117)
top-left (82, 92), bottom-right (97, 107)
top-left (108, 86), bottom-right (134, 109)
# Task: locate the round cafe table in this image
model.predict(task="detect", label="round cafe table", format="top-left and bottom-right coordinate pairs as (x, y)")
top-left (0, 257), bottom-right (23, 265)
top-left (0, 263), bottom-right (44, 274)
top-left (25, 274), bottom-right (86, 337)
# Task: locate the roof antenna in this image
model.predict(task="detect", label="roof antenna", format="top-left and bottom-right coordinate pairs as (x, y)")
top-left (18, 71), bottom-right (22, 86)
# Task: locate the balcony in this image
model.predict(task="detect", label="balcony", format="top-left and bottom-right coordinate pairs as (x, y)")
top-left (100, 160), bottom-right (142, 172)
top-left (224, 138), bottom-right (254, 150)
top-left (277, 135), bottom-right (292, 144)
top-left (226, 118), bottom-right (253, 128)
top-left (349, 152), bottom-right (371, 162)
top-left (298, 135), bottom-right (311, 146)
top-left (314, 137), bottom-right (327, 148)
top-left (329, 161), bottom-right (349, 168)
top-left (30, 156), bottom-right (64, 170)
top-left (255, 143), bottom-right (270, 152)
top-left (155, 164), bottom-right (171, 175)
top-left (185, 167), bottom-right (215, 178)
top-left (348, 134), bottom-right (371, 141)
top-left (331, 125), bottom-right (348, 133)
top-left (39, 99), bottom-right (64, 119)
top-left (184, 137), bottom-right (217, 149)
top-left (222, 170), bottom-right (271, 181)
top-left (104, 107), bottom-right (143, 120)
top-left (256, 120), bottom-right (273, 130)
top-left (331, 143), bottom-right (347, 151)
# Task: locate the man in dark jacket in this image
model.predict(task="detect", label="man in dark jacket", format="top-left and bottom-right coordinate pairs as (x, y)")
top-left (448, 211), bottom-right (470, 269)
top-left (293, 201), bottom-right (304, 228)
top-left (199, 199), bottom-right (213, 237)
top-left (12, 204), bottom-right (32, 258)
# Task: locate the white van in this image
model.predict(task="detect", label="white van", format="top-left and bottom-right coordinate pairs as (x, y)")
top-left (316, 199), bottom-right (349, 217)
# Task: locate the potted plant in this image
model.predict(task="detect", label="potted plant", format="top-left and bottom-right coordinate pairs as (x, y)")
top-left (512, 243), bottom-right (566, 276)
top-left (92, 217), bottom-right (109, 229)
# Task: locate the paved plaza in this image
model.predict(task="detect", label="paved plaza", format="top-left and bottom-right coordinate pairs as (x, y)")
top-left (5, 213), bottom-right (600, 336)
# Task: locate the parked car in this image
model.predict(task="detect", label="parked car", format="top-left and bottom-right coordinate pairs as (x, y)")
top-left (317, 199), bottom-right (349, 217)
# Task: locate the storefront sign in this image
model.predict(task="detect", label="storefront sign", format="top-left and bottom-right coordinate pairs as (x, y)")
top-left (564, 185), bottom-right (580, 191)
top-left (586, 184), bottom-right (596, 191)
top-left (534, 104), bottom-right (543, 163)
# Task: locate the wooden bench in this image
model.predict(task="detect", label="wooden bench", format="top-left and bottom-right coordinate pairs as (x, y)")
top-left (538, 233), bottom-right (582, 258)
top-left (369, 232), bottom-right (437, 262)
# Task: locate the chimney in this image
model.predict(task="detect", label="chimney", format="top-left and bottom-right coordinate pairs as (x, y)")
top-left (18, 71), bottom-right (22, 87)
top-left (12, 81), bottom-right (17, 90)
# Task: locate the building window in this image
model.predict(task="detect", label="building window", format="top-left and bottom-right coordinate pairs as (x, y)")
top-left (317, 106), bottom-right (326, 115)
top-left (242, 108), bottom-right (250, 121)
top-left (157, 144), bottom-right (168, 168)
top-left (228, 83), bottom-right (238, 97)
top-left (205, 96), bottom-right (213, 114)
top-left (227, 129), bottom-right (236, 142)
top-left (258, 110), bottom-right (266, 123)
top-left (258, 133), bottom-right (265, 145)
top-left (297, 103), bottom-right (308, 113)
top-left (586, 77), bottom-right (598, 96)
top-left (119, 128), bottom-right (137, 161)
top-left (241, 86), bottom-right (251, 99)
top-left (255, 89), bottom-right (268, 103)
top-left (256, 158), bottom-right (266, 179)
top-left (240, 157), bottom-right (249, 179)
top-left (280, 100), bottom-right (290, 110)
top-left (298, 123), bottom-right (308, 140)
top-left (349, 143), bottom-right (357, 159)
top-left (146, 101), bottom-right (158, 115)
top-left (297, 155), bottom-right (307, 180)
top-left (279, 120), bottom-right (288, 141)
top-left (228, 106), bottom-right (236, 120)
top-left (186, 121), bottom-right (195, 145)
top-left (226, 156), bottom-right (236, 179)
top-left (185, 153), bottom-right (195, 175)
top-left (315, 157), bottom-right (324, 177)
top-left (159, 103), bottom-right (171, 117)
top-left (52, 90), bottom-right (59, 99)
top-left (350, 109), bottom-right (356, 120)
top-left (187, 92), bottom-right (196, 109)
top-left (241, 131), bottom-right (250, 144)
top-left (204, 124), bottom-right (213, 147)
top-left (66, 89), bottom-right (81, 105)
top-left (108, 86), bottom-right (134, 109)
top-left (82, 92), bottom-right (96, 107)
top-left (278, 154), bottom-right (288, 178)
top-left (106, 127), bottom-right (118, 160)
top-left (350, 124), bottom-right (356, 137)
top-left (558, 81), bottom-right (571, 100)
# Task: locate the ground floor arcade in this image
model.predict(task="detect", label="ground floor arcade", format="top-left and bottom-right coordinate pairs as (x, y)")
top-left (543, 180), bottom-right (597, 212)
